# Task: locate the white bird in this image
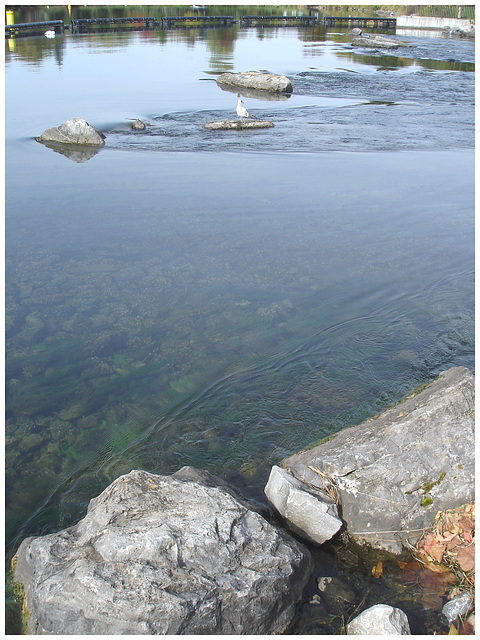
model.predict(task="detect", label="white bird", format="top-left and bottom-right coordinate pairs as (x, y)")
top-left (236, 98), bottom-right (254, 119)
top-left (44, 30), bottom-right (56, 38)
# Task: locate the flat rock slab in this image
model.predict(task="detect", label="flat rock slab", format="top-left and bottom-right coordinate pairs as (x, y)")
top-left (14, 467), bottom-right (312, 635)
top-left (204, 119), bottom-right (275, 130)
top-left (36, 117), bottom-right (106, 146)
top-left (282, 367), bottom-right (475, 554)
top-left (350, 35), bottom-right (411, 49)
top-left (216, 71), bottom-right (293, 93)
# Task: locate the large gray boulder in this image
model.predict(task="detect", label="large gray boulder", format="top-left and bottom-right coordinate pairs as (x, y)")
top-left (280, 367), bottom-right (474, 554)
top-left (216, 71), bottom-right (293, 93)
top-left (347, 604), bottom-right (411, 635)
top-left (36, 117), bottom-right (106, 146)
top-left (13, 467), bottom-right (312, 635)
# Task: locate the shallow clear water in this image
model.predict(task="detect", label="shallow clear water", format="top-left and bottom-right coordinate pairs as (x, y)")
top-left (5, 21), bottom-right (474, 611)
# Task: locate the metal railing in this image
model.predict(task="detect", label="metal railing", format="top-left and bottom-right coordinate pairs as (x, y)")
top-left (404, 5), bottom-right (475, 19)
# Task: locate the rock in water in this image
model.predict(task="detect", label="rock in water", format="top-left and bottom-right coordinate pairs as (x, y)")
top-left (131, 119), bottom-right (146, 130)
top-left (13, 467), bottom-right (312, 635)
top-left (350, 34), bottom-right (413, 49)
top-left (36, 117), bottom-right (106, 146)
top-left (216, 71), bottom-right (293, 93)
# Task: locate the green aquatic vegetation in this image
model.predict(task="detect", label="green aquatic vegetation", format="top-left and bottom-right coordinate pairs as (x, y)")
top-left (7, 352), bottom-right (86, 416)
top-left (64, 444), bottom-right (81, 462)
top-left (408, 377), bottom-right (440, 399)
top-left (169, 376), bottom-right (198, 395)
top-left (5, 562), bottom-right (28, 635)
top-left (413, 471), bottom-right (447, 508)
top-left (207, 439), bottom-right (225, 455)
top-left (106, 417), bottom-right (145, 454)
top-left (113, 353), bottom-right (127, 369)
top-left (421, 470), bottom-right (446, 495)
top-left (421, 496), bottom-right (434, 508)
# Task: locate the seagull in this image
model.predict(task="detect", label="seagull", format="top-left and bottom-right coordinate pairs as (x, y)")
top-left (236, 97), bottom-right (256, 119)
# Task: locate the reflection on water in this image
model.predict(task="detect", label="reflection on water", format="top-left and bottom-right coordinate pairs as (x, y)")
top-left (5, 20), bottom-right (474, 581)
top-left (35, 140), bottom-right (102, 162)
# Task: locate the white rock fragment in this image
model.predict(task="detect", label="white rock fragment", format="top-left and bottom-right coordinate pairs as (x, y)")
top-left (264, 465), bottom-right (342, 544)
top-left (347, 604), bottom-right (411, 635)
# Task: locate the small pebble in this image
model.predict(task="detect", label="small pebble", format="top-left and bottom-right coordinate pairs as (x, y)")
top-left (131, 119), bottom-right (146, 130)
top-left (442, 592), bottom-right (473, 623)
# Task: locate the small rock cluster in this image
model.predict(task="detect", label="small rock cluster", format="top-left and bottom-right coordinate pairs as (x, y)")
top-left (36, 70), bottom-right (291, 152)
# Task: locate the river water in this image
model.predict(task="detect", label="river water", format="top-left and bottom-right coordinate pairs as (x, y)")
top-left (5, 15), bottom-right (474, 634)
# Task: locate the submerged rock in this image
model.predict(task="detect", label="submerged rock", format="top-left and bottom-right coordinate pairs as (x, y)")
top-left (204, 119), bottom-right (275, 130)
top-left (36, 117), bottom-right (106, 146)
top-left (316, 576), bottom-right (356, 608)
top-left (216, 71), bottom-right (293, 93)
top-left (14, 467), bottom-right (311, 635)
top-left (279, 366), bottom-right (474, 554)
top-left (347, 604), bottom-right (411, 635)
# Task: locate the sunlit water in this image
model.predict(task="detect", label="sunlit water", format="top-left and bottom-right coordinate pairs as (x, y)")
top-left (5, 22), bottom-right (474, 632)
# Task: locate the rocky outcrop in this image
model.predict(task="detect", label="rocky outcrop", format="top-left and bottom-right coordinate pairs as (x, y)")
top-left (347, 604), bottom-right (411, 635)
top-left (274, 367), bottom-right (474, 554)
top-left (216, 71), bottom-right (293, 93)
top-left (13, 467), bottom-right (312, 635)
top-left (204, 119), bottom-right (275, 130)
top-left (264, 465), bottom-right (342, 544)
top-left (36, 117), bottom-right (106, 146)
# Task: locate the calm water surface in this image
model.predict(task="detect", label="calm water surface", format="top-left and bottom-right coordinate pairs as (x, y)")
top-left (5, 24), bottom-right (474, 629)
